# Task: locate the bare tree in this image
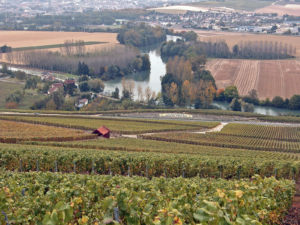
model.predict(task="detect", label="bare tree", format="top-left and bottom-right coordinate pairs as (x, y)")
top-left (137, 84), bottom-right (143, 102)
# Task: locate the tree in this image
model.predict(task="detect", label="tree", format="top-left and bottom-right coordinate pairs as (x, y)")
top-left (215, 89), bottom-right (225, 101)
top-left (289, 95), bottom-right (300, 110)
top-left (230, 98), bottom-right (241, 111)
top-left (79, 81), bottom-right (91, 92)
top-left (60, 100), bottom-right (76, 111)
top-left (137, 84), bottom-right (143, 102)
top-left (89, 79), bottom-right (105, 93)
top-left (166, 82), bottom-right (179, 105)
top-left (241, 101), bottom-right (254, 113)
top-left (46, 100), bottom-right (57, 110)
top-left (79, 75), bottom-right (89, 82)
top-left (50, 88), bottom-right (65, 109)
top-left (5, 102), bottom-right (18, 109)
top-left (112, 87), bottom-right (120, 99)
top-left (144, 87), bottom-right (152, 103)
top-left (141, 54), bottom-right (151, 70)
top-left (224, 86), bottom-right (239, 102)
top-left (181, 80), bottom-right (191, 107)
top-left (132, 58), bottom-right (143, 71)
top-left (271, 96), bottom-right (284, 108)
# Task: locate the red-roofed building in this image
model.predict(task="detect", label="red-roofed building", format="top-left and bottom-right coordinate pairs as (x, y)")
top-left (92, 126), bottom-right (111, 138)
top-left (52, 83), bottom-right (63, 88)
top-left (48, 86), bottom-right (58, 94)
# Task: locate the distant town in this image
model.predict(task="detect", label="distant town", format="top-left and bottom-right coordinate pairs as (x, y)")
top-left (0, 0), bottom-right (299, 35)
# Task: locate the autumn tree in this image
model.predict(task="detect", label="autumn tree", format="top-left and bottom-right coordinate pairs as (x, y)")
top-left (137, 84), bottom-right (143, 102)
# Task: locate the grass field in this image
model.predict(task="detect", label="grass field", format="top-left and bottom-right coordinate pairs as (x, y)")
top-left (12, 41), bottom-right (107, 51)
top-left (0, 82), bottom-right (47, 109)
top-left (189, 0), bottom-right (274, 11)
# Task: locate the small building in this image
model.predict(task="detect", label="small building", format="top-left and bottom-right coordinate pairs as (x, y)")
top-left (92, 126), bottom-right (111, 138)
top-left (79, 98), bottom-right (88, 105)
top-left (52, 83), bottom-right (63, 88)
top-left (48, 86), bottom-right (58, 94)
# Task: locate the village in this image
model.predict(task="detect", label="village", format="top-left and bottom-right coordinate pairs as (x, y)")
top-left (143, 9), bottom-right (300, 35)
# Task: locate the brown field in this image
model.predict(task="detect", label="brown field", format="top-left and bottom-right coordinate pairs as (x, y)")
top-left (176, 29), bottom-right (300, 58)
top-left (0, 31), bottom-right (118, 50)
top-left (200, 33), bottom-right (300, 58)
top-left (206, 59), bottom-right (300, 100)
top-left (256, 4), bottom-right (300, 16)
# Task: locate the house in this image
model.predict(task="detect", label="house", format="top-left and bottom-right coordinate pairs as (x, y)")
top-left (79, 98), bottom-right (88, 105)
top-left (42, 72), bottom-right (56, 81)
top-left (92, 126), bottom-right (111, 138)
top-left (64, 79), bottom-right (76, 86)
top-left (52, 83), bottom-right (63, 88)
top-left (48, 86), bottom-right (58, 94)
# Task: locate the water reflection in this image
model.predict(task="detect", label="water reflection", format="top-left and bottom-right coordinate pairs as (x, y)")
top-left (103, 36), bottom-right (179, 97)
top-left (212, 101), bottom-right (300, 116)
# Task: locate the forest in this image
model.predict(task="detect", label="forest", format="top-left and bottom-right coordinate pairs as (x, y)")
top-left (117, 22), bottom-right (167, 47)
top-left (160, 37), bottom-right (217, 108)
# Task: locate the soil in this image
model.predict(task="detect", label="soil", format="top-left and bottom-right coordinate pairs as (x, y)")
top-left (206, 59), bottom-right (300, 100)
top-left (281, 179), bottom-right (300, 225)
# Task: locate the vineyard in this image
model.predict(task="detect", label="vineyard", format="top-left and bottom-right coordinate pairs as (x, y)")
top-left (145, 133), bottom-right (300, 153)
top-left (0, 115), bottom-right (219, 134)
top-left (0, 120), bottom-right (96, 143)
top-left (0, 172), bottom-right (295, 224)
top-left (0, 143), bottom-right (299, 180)
top-left (143, 123), bottom-right (300, 152)
top-left (206, 59), bottom-right (300, 99)
top-left (0, 114), bottom-right (300, 223)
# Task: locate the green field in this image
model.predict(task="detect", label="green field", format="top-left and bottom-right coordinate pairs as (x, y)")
top-left (12, 41), bottom-right (107, 51)
top-left (190, 0), bottom-right (274, 11)
top-left (0, 82), bottom-right (46, 109)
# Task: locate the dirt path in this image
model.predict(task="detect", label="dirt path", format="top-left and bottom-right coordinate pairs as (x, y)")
top-left (122, 123), bottom-right (228, 139)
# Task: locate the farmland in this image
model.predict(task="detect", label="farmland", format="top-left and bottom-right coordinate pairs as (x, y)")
top-left (257, 4), bottom-right (300, 16)
top-left (188, 0), bottom-right (275, 11)
top-left (0, 115), bottom-right (219, 134)
top-left (0, 31), bottom-right (118, 51)
top-left (0, 120), bottom-right (95, 142)
top-left (200, 33), bottom-right (300, 58)
top-left (0, 113), bottom-right (300, 222)
top-left (0, 171), bottom-right (294, 224)
top-left (206, 59), bottom-right (300, 99)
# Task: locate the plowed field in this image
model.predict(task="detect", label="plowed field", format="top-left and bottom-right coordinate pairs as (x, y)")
top-left (206, 59), bottom-right (300, 99)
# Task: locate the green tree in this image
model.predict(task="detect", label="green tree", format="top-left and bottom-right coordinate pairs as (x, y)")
top-left (271, 96), bottom-right (284, 108)
top-left (224, 86), bottom-right (239, 102)
top-left (50, 88), bottom-right (65, 108)
top-left (79, 81), bottom-right (91, 92)
top-left (112, 87), bottom-right (120, 99)
top-left (60, 100), bottom-right (76, 111)
top-left (289, 95), bottom-right (300, 110)
top-left (89, 79), bottom-right (105, 93)
top-left (230, 98), bottom-right (241, 111)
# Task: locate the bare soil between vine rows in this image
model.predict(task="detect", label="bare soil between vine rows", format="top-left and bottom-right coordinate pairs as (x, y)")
top-left (281, 179), bottom-right (300, 225)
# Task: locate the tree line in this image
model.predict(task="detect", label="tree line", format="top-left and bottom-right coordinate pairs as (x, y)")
top-left (117, 22), bottom-right (167, 47)
top-left (162, 31), bottom-right (296, 60)
top-left (215, 87), bottom-right (300, 112)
